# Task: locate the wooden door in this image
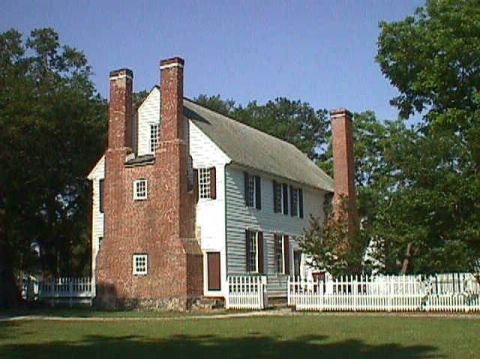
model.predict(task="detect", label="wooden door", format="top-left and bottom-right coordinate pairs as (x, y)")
top-left (207, 252), bottom-right (221, 291)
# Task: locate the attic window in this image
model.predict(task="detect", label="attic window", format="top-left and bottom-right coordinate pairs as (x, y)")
top-left (150, 124), bottom-right (159, 153)
top-left (133, 179), bottom-right (148, 200)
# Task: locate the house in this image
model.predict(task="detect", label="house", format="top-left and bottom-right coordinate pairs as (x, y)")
top-left (87, 57), bottom-right (357, 310)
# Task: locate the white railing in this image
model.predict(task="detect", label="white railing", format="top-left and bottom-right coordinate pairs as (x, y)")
top-left (226, 275), bottom-right (267, 310)
top-left (288, 273), bottom-right (480, 312)
top-left (23, 276), bottom-right (94, 305)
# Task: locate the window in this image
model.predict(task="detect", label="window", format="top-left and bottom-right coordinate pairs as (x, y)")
top-left (99, 179), bottom-right (104, 213)
top-left (133, 254), bottom-right (148, 275)
top-left (244, 172), bottom-right (261, 209)
top-left (273, 181), bottom-right (282, 213)
top-left (198, 167), bottom-right (216, 199)
top-left (98, 236), bottom-right (103, 249)
top-left (150, 124), bottom-right (159, 153)
top-left (133, 179), bottom-right (148, 200)
top-left (245, 230), bottom-right (264, 273)
top-left (290, 186), bottom-right (298, 217)
top-left (274, 234), bottom-right (284, 274)
top-left (289, 187), bottom-right (304, 218)
top-left (246, 230), bottom-right (258, 272)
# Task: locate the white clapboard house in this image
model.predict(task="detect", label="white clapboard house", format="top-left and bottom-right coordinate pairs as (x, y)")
top-left (88, 84), bottom-right (354, 301)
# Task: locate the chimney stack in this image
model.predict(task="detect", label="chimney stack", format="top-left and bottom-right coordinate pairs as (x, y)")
top-left (108, 69), bottom-right (134, 150)
top-left (160, 57), bottom-right (184, 142)
top-left (330, 108), bottom-right (358, 234)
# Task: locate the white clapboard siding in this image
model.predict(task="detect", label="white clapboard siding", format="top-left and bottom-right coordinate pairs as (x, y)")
top-left (225, 164), bottom-right (326, 282)
top-left (190, 122), bottom-right (231, 297)
top-left (137, 87), bottom-right (161, 156)
top-left (87, 156), bottom-right (105, 281)
top-left (225, 275), bottom-right (267, 309)
top-left (289, 273), bottom-right (480, 312)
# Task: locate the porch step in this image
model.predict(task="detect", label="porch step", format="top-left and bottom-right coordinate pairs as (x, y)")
top-left (191, 297), bottom-right (225, 311)
top-left (267, 295), bottom-right (288, 308)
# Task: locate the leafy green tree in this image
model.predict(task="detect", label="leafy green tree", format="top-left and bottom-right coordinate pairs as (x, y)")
top-left (373, 0), bottom-right (480, 273)
top-left (0, 28), bottom-right (107, 307)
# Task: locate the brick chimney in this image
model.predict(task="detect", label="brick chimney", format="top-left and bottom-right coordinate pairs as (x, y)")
top-left (331, 108), bottom-right (358, 234)
top-left (160, 57), bottom-right (185, 142)
top-left (108, 69), bottom-right (133, 150)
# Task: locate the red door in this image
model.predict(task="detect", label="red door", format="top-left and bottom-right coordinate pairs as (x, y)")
top-left (207, 252), bottom-right (221, 291)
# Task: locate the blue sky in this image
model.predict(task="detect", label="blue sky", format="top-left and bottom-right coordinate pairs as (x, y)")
top-left (2, 0), bottom-right (424, 120)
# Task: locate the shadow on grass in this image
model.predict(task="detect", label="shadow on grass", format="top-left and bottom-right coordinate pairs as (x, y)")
top-left (0, 331), bottom-right (441, 358)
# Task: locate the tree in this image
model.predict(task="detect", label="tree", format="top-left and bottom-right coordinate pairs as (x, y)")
top-left (0, 28), bottom-right (107, 307)
top-left (300, 199), bottom-right (367, 277)
top-left (372, 0), bottom-right (480, 273)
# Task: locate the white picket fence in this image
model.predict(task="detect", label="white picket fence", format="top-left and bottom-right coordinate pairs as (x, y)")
top-left (225, 275), bottom-right (267, 310)
top-left (23, 277), bottom-right (94, 305)
top-left (288, 273), bottom-right (480, 312)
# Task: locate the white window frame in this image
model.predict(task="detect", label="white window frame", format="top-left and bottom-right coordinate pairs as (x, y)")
top-left (247, 230), bottom-right (259, 273)
top-left (149, 123), bottom-right (159, 153)
top-left (247, 175), bottom-right (256, 208)
top-left (133, 179), bottom-right (148, 200)
top-left (198, 168), bottom-right (211, 199)
top-left (133, 254), bottom-right (148, 275)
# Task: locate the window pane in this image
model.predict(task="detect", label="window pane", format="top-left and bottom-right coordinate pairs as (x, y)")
top-left (199, 168), bottom-right (211, 199)
top-left (247, 231), bottom-right (257, 272)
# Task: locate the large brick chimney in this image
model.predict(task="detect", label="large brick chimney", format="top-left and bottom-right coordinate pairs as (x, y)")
top-left (331, 108), bottom-right (358, 234)
top-left (95, 58), bottom-right (202, 310)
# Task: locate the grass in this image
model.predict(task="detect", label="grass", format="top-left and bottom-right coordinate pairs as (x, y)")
top-left (1, 313), bottom-right (479, 358)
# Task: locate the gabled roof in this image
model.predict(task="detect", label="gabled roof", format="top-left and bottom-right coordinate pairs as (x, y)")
top-left (183, 98), bottom-right (334, 192)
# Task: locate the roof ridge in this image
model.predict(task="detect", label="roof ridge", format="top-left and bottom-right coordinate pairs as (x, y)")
top-left (183, 97), bottom-right (301, 150)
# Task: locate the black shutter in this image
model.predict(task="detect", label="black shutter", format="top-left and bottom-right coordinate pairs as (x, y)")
top-left (244, 172), bottom-right (250, 206)
top-left (210, 167), bottom-right (216, 200)
top-left (255, 176), bottom-right (261, 210)
top-left (299, 188), bottom-right (304, 218)
top-left (258, 232), bottom-right (264, 273)
top-left (283, 184), bottom-right (289, 215)
top-left (245, 229), bottom-right (250, 272)
top-left (284, 235), bottom-right (290, 275)
top-left (99, 179), bottom-right (104, 213)
top-left (193, 169), bottom-right (199, 203)
top-left (290, 185), bottom-right (295, 216)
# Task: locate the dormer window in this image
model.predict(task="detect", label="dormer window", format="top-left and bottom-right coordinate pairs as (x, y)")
top-left (133, 179), bottom-right (148, 200)
top-left (150, 123), bottom-right (159, 153)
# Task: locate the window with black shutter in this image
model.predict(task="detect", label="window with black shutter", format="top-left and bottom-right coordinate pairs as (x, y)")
top-left (244, 172), bottom-right (261, 209)
top-left (99, 179), bottom-right (104, 213)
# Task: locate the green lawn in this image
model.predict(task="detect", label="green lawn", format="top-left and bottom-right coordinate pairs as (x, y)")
top-left (1, 314), bottom-right (479, 358)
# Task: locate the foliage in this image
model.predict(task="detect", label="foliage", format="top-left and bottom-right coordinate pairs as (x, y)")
top-left (194, 95), bottom-right (329, 161)
top-left (0, 28), bottom-right (107, 306)
top-left (371, 0), bottom-right (480, 273)
top-left (300, 199), bottom-right (367, 277)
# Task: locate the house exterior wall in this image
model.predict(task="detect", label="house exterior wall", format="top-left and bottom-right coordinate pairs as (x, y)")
top-left (88, 156), bottom-right (105, 280)
top-left (225, 164), bottom-right (326, 294)
top-left (137, 88), bottom-right (160, 156)
top-left (189, 122), bottom-right (231, 297)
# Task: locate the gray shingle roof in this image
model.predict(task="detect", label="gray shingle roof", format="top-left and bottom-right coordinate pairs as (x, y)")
top-left (183, 98), bottom-right (334, 192)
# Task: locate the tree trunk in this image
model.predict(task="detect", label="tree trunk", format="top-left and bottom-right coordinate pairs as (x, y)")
top-left (0, 209), bottom-right (21, 308)
top-left (400, 242), bottom-right (415, 275)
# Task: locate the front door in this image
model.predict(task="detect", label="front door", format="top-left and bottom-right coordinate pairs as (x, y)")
top-left (207, 252), bottom-right (221, 291)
